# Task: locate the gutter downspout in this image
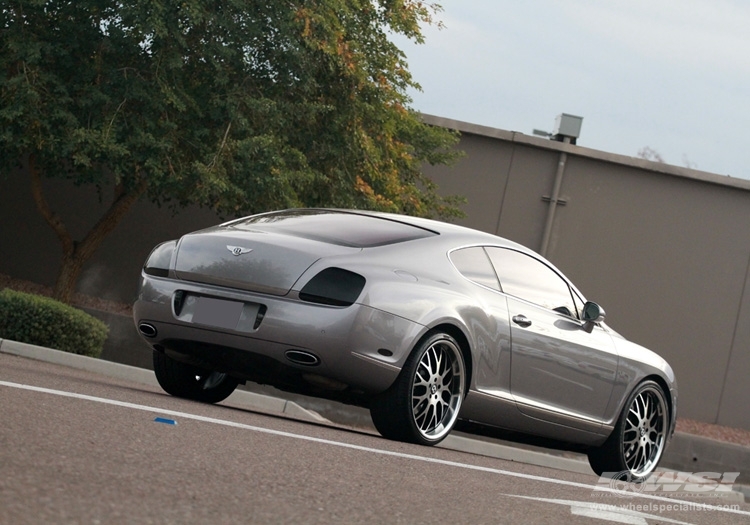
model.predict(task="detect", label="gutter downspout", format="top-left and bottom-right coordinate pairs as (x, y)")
top-left (540, 136), bottom-right (570, 258)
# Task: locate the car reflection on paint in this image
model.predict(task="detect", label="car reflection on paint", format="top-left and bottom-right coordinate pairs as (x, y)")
top-left (133, 208), bottom-right (677, 480)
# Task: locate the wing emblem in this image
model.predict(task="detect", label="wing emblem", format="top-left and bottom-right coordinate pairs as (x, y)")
top-left (227, 245), bottom-right (253, 256)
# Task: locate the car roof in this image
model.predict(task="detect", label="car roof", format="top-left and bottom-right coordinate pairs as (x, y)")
top-left (223, 208), bottom-right (526, 251)
top-left (343, 209), bottom-right (525, 248)
top-left (223, 208), bottom-right (437, 248)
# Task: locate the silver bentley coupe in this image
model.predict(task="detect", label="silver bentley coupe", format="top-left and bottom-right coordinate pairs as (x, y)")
top-left (134, 208), bottom-right (677, 479)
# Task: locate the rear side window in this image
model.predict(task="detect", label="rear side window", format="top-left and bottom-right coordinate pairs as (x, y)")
top-left (450, 247), bottom-right (501, 291)
top-left (486, 247), bottom-right (576, 316)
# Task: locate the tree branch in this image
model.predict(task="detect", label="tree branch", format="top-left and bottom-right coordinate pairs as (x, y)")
top-left (207, 121), bottom-right (232, 172)
top-left (75, 176), bottom-right (149, 263)
top-left (29, 154), bottom-right (74, 257)
top-left (50, 174), bottom-right (149, 302)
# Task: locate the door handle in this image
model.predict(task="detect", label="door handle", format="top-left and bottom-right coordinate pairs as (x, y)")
top-left (512, 315), bottom-right (532, 328)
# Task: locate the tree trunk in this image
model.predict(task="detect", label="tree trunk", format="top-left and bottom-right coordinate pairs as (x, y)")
top-left (29, 154), bottom-right (148, 304)
top-left (53, 253), bottom-right (87, 305)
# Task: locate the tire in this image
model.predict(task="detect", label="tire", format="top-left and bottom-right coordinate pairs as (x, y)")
top-left (370, 331), bottom-right (466, 446)
top-left (588, 380), bottom-right (669, 481)
top-left (153, 350), bottom-right (239, 404)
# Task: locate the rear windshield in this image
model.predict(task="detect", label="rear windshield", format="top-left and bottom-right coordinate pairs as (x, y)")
top-left (227, 209), bottom-right (437, 248)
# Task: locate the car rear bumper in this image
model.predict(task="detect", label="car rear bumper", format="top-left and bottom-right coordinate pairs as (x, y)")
top-left (133, 274), bottom-right (425, 395)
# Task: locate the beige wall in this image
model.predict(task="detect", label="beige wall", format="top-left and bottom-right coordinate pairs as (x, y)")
top-left (423, 115), bottom-right (750, 429)
top-left (2, 114), bottom-right (749, 429)
top-left (0, 170), bottom-right (222, 303)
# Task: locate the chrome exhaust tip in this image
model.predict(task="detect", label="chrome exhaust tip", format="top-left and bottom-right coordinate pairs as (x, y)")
top-left (285, 350), bottom-right (320, 366)
top-left (138, 322), bottom-right (158, 338)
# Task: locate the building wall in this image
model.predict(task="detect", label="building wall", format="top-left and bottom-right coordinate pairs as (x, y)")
top-left (1, 114), bottom-right (749, 429)
top-left (0, 169), bottom-right (222, 302)
top-left (422, 115), bottom-right (750, 429)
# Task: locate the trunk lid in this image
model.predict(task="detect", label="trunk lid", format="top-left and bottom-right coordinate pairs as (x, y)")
top-left (173, 226), bottom-right (359, 295)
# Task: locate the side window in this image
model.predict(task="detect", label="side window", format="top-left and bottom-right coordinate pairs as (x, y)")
top-left (486, 247), bottom-right (576, 316)
top-left (449, 247), bottom-right (501, 291)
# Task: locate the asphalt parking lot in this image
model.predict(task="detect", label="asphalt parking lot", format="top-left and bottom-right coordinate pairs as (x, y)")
top-left (2, 339), bottom-right (750, 524)
top-left (20, 322), bottom-right (750, 488)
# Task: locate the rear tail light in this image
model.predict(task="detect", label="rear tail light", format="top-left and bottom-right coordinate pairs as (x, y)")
top-left (144, 241), bottom-right (176, 277)
top-left (299, 268), bottom-right (366, 307)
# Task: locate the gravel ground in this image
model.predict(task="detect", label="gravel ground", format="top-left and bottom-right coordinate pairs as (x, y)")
top-left (676, 418), bottom-right (750, 447)
top-left (2, 273), bottom-right (750, 448)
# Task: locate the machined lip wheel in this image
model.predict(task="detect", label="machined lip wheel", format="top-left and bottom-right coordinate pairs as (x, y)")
top-left (587, 379), bottom-right (670, 480)
top-left (410, 337), bottom-right (465, 442)
top-left (622, 384), bottom-right (668, 477)
top-left (369, 331), bottom-right (466, 446)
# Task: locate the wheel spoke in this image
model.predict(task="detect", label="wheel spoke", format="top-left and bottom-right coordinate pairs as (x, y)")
top-left (412, 390), bottom-right (429, 406)
top-left (621, 387), bottom-right (668, 477)
top-left (432, 347), bottom-right (443, 374)
top-left (409, 337), bottom-right (465, 441)
top-left (415, 369), bottom-right (429, 388)
top-left (629, 398), bottom-right (641, 420)
top-left (642, 395), bottom-right (650, 419)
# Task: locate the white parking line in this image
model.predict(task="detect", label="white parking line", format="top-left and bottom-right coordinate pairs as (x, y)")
top-left (502, 494), bottom-right (696, 525)
top-left (2, 379), bottom-right (748, 518)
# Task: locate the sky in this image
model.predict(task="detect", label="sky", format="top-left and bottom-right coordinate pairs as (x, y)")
top-left (392, 0), bottom-right (750, 179)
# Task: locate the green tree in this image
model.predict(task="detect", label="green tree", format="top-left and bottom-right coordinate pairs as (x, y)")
top-left (1, 0), bottom-right (463, 303)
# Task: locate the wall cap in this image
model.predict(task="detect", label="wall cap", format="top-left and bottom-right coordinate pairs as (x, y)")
top-left (421, 113), bottom-right (750, 192)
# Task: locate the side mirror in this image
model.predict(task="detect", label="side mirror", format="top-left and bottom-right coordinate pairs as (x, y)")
top-left (582, 301), bottom-right (606, 333)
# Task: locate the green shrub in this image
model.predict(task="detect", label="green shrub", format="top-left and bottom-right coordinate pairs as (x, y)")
top-left (0, 289), bottom-right (108, 358)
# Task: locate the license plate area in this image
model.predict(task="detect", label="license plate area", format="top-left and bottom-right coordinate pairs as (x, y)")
top-left (193, 296), bottom-right (243, 330)
top-left (174, 293), bottom-right (263, 332)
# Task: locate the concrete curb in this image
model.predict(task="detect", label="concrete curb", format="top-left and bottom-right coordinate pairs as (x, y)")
top-left (1, 338), bottom-right (747, 502)
top-left (440, 433), bottom-right (594, 475)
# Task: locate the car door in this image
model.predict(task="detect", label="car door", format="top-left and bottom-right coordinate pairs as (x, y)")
top-left (485, 247), bottom-right (619, 430)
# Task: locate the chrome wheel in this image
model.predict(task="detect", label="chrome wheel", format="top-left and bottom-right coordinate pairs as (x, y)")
top-left (411, 338), bottom-right (465, 441)
top-left (587, 380), bottom-right (670, 480)
top-left (622, 385), bottom-right (668, 477)
top-left (370, 331), bottom-right (466, 446)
